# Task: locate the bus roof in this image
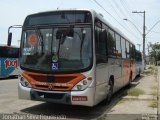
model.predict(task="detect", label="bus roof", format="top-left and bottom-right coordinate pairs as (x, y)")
top-left (26, 9), bottom-right (135, 45)
top-left (91, 10), bottom-right (134, 45)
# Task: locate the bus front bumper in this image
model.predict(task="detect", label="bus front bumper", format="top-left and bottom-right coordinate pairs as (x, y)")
top-left (18, 83), bottom-right (95, 107)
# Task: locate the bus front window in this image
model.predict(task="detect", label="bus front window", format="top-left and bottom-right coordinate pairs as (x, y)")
top-left (21, 27), bottom-right (92, 73)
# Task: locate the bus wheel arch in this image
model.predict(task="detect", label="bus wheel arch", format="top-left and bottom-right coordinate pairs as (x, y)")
top-left (106, 76), bottom-right (114, 103)
top-left (109, 75), bottom-right (114, 86)
top-left (101, 76), bottom-right (114, 105)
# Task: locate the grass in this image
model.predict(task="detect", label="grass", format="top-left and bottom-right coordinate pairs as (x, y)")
top-left (127, 88), bottom-right (145, 96)
top-left (143, 69), bottom-right (154, 75)
top-left (151, 91), bottom-right (157, 96)
top-left (143, 66), bottom-right (158, 76)
top-left (148, 66), bottom-right (153, 69)
top-left (151, 86), bottom-right (157, 90)
top-left (149, 101), bottom-right (158, 108)
top-left (154, 67), bottom-right (158, 75)
top-left (117, 99), bottom-right (126, 104)
top-left (150, 85), bottom-right (157, 96)
top-left (148, 65), bottom-right (155, 69)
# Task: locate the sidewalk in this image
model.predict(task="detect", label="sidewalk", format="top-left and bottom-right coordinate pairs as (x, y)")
top-left (98, 66), bottom-right (159, 120)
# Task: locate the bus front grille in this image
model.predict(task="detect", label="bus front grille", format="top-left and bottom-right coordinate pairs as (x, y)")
top-left (22, 72), bottom-right (85, 91)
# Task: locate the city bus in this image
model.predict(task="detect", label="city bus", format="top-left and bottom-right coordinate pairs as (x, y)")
top-left (17, 9), bottom-right (136, 106)
top-left (135, 50), bottom-right (142, 76)
top-left (0, 45), bottom-right (19, 78)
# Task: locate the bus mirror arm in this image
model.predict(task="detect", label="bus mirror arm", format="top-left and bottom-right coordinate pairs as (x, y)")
top-left (7, 32), bottom-right (12, 46)
top-left (7, 25), bottom-right (22, 46)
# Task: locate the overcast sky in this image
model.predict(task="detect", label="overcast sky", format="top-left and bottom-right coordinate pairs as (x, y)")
top-left (0, 0), bottom-right (160, 51)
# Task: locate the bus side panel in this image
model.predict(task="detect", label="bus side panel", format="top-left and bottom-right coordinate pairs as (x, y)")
top-left (122, 59), bottom-right (130, 86)
top-left (94, 57), bottom-right (124, 105)
top-left (110, 58), bottom-right (123, 92)
top-left (0, 58), bottom-right (19, 77)
top-left (131, 60), bottom-right (136, 80)
top-left (94, 63), bottom-right (109, 105)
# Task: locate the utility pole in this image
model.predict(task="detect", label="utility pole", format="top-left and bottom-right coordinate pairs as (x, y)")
top-left (132, 11), bottom-right (146, 66)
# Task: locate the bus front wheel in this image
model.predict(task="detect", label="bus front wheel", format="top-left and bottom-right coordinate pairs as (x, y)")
top-left (100, 79), bottom-right (114, 106)
top-left (106, 80), bottom-right (114, 103)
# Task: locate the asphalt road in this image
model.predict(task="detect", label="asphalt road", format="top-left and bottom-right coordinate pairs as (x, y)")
top-left (0, 77), bottom-right (131, 120)
top-left (2, 72), bottom-right (158, 120)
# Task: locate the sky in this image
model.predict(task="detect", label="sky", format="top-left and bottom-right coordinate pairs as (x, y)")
top-left (0, 0), bottom-right (160, 52)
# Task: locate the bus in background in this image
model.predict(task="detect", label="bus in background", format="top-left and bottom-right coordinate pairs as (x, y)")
top-left (135, 50), bottom-right (142, 77)
top-left (0, 45), bottom-right (19, 78)
top-left (15, 9), bottom-right (137, 107)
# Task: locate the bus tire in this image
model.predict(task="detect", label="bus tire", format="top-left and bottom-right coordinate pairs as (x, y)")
top-left (103, 79), bottom-right (114, 105)
top-left (100, 79), bottom-right (114, 106)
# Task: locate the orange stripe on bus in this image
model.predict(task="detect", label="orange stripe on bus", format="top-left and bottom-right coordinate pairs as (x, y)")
top-left (22, 72), bottom-right (85, 91)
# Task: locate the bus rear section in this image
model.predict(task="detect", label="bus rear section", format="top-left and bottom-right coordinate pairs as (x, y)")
top-left (0, 46), bottom-right (19, 78)
top-left (136, 50), bottom-right (142, 76)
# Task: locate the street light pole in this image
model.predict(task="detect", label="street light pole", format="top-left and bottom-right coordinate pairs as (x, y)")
top-left (123, 18), bottom-right (142, 35)
top-left (143, 11), bottom-right (146, 60)
top-left (132, 11), bottom-right (146, 61)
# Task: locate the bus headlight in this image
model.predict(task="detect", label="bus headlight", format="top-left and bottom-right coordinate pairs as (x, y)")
top-left (19, 77), bottom-right (31, 88)
top-left (83, 80), bottom-right (88, 85)
top-left (72, 79), bottom-right (91, 91)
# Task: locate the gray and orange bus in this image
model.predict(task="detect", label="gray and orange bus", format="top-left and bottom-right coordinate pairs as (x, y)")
top-left (16, 9), bottom-right (137, 106)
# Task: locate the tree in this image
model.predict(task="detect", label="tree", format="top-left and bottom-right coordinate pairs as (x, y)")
top-left (149, 42), bottom-right (160, 65)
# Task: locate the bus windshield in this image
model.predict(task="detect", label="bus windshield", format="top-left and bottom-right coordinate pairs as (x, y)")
top-left (21, 26), bottom-right (92, 73)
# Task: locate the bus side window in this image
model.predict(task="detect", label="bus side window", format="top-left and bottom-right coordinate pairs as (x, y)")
top-left (108, 29), bottom-right (116, 57)
top-left (121, 38), bottom-right (126, 59)
top-left (130, 44), bottom-right (136, 60)
top-left (115, 33), bottom-right (122, 58)
top-left (126, 41), bottom-right (130, 58)
top-left (95, 21), bottom-right (107, 64)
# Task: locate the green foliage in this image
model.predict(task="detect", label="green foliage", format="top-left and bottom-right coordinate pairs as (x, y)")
top-left (143, 65), bottom-right (155, 75)
top-left (149, 101), bottom-right (157, 108)
top-left (149, 42), bottom-right (160, 64)
top-left (127, 88), bottom-right (145, 96)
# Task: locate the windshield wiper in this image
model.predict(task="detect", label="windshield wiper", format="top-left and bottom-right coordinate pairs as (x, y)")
top-left (33, 25), bottom-right (44, 54)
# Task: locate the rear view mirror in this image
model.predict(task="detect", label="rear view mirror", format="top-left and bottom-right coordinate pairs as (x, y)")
top-left (7, 32), bottom-right (12, 46)
top-left (7, 25), bottom-right (22, 46)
